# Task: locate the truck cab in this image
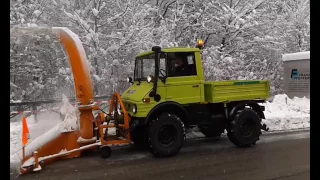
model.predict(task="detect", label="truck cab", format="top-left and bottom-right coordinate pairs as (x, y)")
top-left (121, 47), bottom-right (205, 113)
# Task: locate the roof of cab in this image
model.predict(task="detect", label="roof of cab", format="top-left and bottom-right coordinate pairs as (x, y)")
top-left (136, 47), bottom-right (200, 58)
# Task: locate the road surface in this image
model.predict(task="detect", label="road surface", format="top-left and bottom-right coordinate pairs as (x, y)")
top-left (11, 130), bottom-right (310, 180)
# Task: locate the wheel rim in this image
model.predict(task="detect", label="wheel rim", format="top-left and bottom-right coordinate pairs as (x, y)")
top-left (158, 125), bottom-right (177, 146)
top-left (240, 119), bottom-right (255, 137)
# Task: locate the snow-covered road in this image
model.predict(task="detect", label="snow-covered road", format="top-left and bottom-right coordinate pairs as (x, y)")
top-left (10, 94), bottom-right (310, 165)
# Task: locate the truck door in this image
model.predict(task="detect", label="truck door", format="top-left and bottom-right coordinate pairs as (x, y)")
top-left (165, 52), bottom-right (201, 104)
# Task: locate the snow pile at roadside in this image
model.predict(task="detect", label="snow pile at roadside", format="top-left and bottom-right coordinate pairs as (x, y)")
top-left (262, 94), bottom-right (310, 131)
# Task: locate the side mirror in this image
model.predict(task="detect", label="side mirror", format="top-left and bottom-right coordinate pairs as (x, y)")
top-left (127, 77), bottom-right (133, 84)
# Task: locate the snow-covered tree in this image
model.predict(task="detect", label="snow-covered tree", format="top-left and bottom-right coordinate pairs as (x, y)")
top-left (10, 27), bottom-right (74, 101)
top-left (10, 0), bottom-right (310, 101)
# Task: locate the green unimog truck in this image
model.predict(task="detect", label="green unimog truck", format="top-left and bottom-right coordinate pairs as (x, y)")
top-left (120, 41), bottom-right (270, 157)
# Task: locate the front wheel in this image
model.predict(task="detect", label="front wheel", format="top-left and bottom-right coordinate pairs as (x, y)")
top-left (227, 108), bottom-right (262, 148)
top-left (147, 113), bottom-right (186, 157)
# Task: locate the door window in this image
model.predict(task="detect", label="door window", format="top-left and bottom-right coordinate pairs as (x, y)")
top-left (167, 52), bottom-right (197, 77)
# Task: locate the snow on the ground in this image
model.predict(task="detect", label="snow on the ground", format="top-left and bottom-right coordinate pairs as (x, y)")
top-left (262, 94), bottom-right (310, 131)
top-left (10, 94), bottom-right (309, 164)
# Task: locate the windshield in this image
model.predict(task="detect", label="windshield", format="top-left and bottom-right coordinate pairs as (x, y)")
top-left (134, 53), bottom-right (155, 81)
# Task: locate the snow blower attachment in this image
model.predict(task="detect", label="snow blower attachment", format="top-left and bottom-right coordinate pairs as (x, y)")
top-left (19, 27), bottom-right (131, 175)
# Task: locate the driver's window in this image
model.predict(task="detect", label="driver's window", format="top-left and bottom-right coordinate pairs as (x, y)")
top-left (167, 52), bottom-right (197, 77)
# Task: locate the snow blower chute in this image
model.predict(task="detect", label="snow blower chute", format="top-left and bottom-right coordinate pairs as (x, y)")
top-left (19, 27), bottom-right (131, 175)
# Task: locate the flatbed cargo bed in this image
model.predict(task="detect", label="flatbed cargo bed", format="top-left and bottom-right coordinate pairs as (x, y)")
top-left (204, 80), bottom-right (270, 103)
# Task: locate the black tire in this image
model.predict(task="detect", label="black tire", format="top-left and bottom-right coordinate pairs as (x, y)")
top-left (227, 108), bottom-right (262, 148)
top-left (147, 113), bottom-right (186, 157)
top-left (198, 123), bottom-right (225, 138)
top-left (100, 146), bottom-right (112, 158)
top-left (130, 126), bottom-right (148, 148)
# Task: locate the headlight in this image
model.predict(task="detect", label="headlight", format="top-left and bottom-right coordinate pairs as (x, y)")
top-left (132, 104), bottom-right (137, 114)
top-left (147, 75), bottom-right (153, 83)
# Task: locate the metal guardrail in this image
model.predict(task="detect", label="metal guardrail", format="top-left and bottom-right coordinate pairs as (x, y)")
top-left (10, 95), bottom-right (110, 106)
top-left (10, 95), bottom-right (111, 119)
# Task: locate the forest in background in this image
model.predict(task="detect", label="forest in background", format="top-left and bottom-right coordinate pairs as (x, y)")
top-left (10, 0), bottom-right (310, 101)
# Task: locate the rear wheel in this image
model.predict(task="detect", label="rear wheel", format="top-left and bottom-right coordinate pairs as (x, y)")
top-left (227, 108), bottom-right (262, 148)
top-left (147, 113), bottom-right (185, 157)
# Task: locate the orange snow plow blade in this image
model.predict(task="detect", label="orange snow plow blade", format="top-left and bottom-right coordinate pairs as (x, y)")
top-left (19, 27), bottom-right (131, 175)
